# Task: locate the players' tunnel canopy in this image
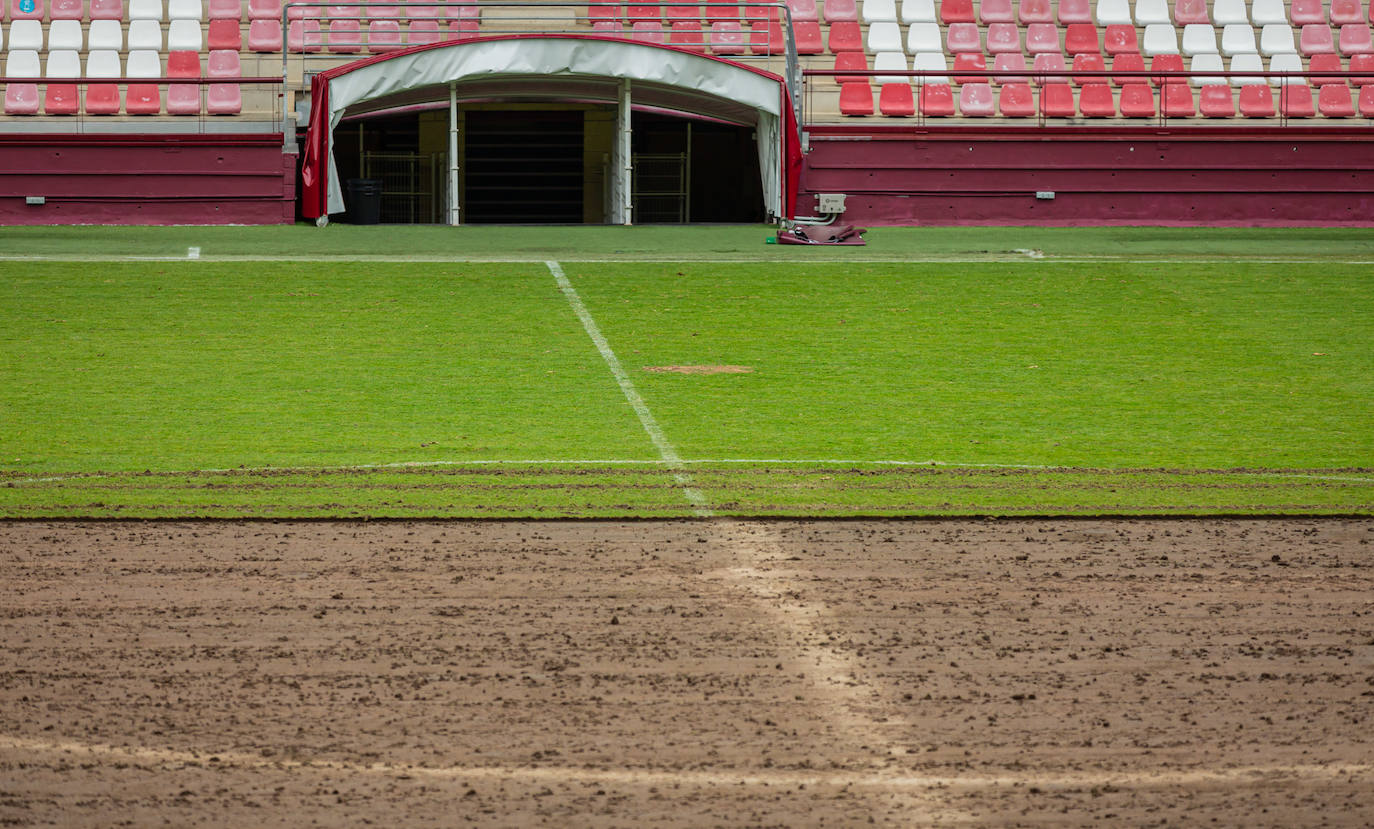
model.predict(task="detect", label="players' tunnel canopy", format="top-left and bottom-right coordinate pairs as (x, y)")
top-left (300, 34), bottom-right (803, 222)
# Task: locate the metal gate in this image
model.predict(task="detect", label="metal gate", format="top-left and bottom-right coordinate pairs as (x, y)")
top-left (361, 151), bottom-right (448, 224)
top-left (631, 153), bottom-right (689, 224)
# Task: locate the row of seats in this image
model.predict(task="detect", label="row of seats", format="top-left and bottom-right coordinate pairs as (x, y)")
top-left (841, 0), bottom-right (1374, 25)
top-left (3, 0), bottom-right (203, 20)
top-left (3, 46), bottom-right (241, 112)
top-left (837, 76), bottom-right (1374, 114)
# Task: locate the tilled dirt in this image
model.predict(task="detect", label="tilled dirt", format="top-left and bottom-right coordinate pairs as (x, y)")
top-left (1, 518), bottom-right (1371, 827)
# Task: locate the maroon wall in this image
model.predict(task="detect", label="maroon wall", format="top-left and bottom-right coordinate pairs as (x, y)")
top-left (801, 126), bottom-right (1374, 227)
top-left (0, 134), bottom-right (296, 225)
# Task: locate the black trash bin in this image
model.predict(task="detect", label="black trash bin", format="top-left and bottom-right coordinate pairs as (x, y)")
top-left (345, 178), bottom-right (383, 225)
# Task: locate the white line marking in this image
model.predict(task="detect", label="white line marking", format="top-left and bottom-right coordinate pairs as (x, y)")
top-left (546, 261), bottom-right (711, 516)
top-left (3, 255), bottom-right (1374, 265)
top-left (186, 246), bottom-right (201, 260)
top-left (2, 736), bottom-right (1368, 793)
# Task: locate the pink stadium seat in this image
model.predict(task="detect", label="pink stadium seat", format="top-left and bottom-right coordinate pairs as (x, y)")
top-left (749, 20), bottom-right (784, 52)
top-left (1350, 52), bottom-right (1374, 81)
top-left (251, 18), bottom-right (285, 49)
top-left (166, 50), bottom-right (202, 115)
top-left (1104, 23), bottom-right (1138, 54)
top-left (125, 87), bottom-right (161, 115)
top-left (1150, 52), bottom-right (1184, 85)
top-left (939, 0), bottom-right (974, 23)
top-left (251, 0), bottom-right (282, 18)
top-left (1018, 0), bottom-right (1052, 22)
top-left (1078, 82), bottom-right (1115, 114)
top-left (999, 82), bottom-right (1035, 114)
top-left (8, 0), bottom-right (45, 19)
top-left (986, 22), bottom-right (1020, 53)
top-left (6, 82), bottom-right (40, 116)
top-left (408, 19), bottom-right (441, 44)
top-left (1239, 84), bottom-right (1275, 114)
top-left (828, 20), bottom-right (861, 51)
top-left (449, 18), bottom-right (479, 37)
top-left (919, 82), bottom-right (955, 114)
top-left (709, 20), bottom-right (746, 52)
top-left (1058, 0), bottom-right (1091, 23)
top-left (992, 51), bottom-right (1027, 82)
top-left (329, 19), bottom-right (364, 52)
top-left (1308, 52), bottom-right (1345, 83)
top-left (209, 19), bottom-right (243, 49)
top-left (794, 20), bottom-right (823, 52)
top-left (1039, 83), bottom-right (1076, 114)
top-left (744, 1), bottom-right (778, 22)
top-left (878, 82), bottom-right (915, 114)
top-left (593, 19), bottom-right (625, 33)
top-left (1161, 80), bottom-right (1195, 114)
top-left (1330, 0), bottom-right (1365, 23)
top-left (1111, 51), bottom-right (1144, 84)
top-left (958, 81), bottom-right (995, 114)
top-left (838, 81), bottom-right (874, 114)
top-left (832, 50), bottom-right (868, 83)
top-left (1279, 83), bottom-right (1316, 114)
top-left (1318, 82), bottom-right (1356, 112)
top-left (1025, 23), bottom-right (1059, 53)
top-left (1033, 51), bottom-right (1068, 81)
top-left (90, 0), bottom-right (123, 16)
top-left (588, 2), bottom-right (622, 23)
top-left (669, 20), bottom-right (707, 50)
top-left (286, 19), bottom-right (322, 50)
top-left (666, 3), bottom-right (700, 21)
top-left (787, 0), bottom-right (818, 21)
top-left (1198, 83), bottom-right (1235, 115)
top-left (979, 0), bottom-right (1013, 23)
top-left (1065, 23), bottom-right (1100, 54)
top-left (1173, 0), bottom-right (1207, 23)
top-left (1360, 83), bottom-right (1374, 112)
top-left (43, 60), bottom-right (81, 115)
top-left (369, 19), bottom-right (403, 50)
top-left (1339, 23), bottom-right (1374, 53)
top-left (50, 0), bottom-right (84, 18)
top-left (946, 22), bottom-right (980, 52)
top-left (822, 0), bottom-right (856, 21)
top-left (407, 1), bottom-right (443, 19)
top-left (1119, 82), bottom-right (1155, 114)
top-left (1072, 51), bottom-right (1106, 83)
top-left (705, 0), bottom-right (742, 22)
top-left (445, 2), bottom-right (477, 19)
top-left (628, 2), bottom-right (659, 21)
top-left (1300, 23), bottom-right (1336, 53)
top-left (209, 0), bottom-right (240, 17)
top-left (1291, 0), bottom-right (1324, 24)
top-left (632, 20), bottom-right (667, 42)
top-left (953, 50), bottom-right (986, 81)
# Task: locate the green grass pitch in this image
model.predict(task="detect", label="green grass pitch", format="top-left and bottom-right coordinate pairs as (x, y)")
top-left (1, 226), bottom-right (1371, 518)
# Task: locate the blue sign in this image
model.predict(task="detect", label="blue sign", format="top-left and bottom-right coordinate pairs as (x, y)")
top-left (18, 0), bottom-right (35, 13)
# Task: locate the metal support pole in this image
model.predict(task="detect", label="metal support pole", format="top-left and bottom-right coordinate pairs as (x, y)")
top-left (448, 82), bottom-right (460, 226)
top-left (619, 78), bottom-right (632, 226)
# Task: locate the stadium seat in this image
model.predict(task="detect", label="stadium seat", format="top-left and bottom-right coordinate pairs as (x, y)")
top-left (1229, 52), bottom-right (1264, 86)
top-left (709, 20), bottom-right (746, 53)
top-left (1142, 23), bottom-right (1179, 55)
top-left (48, 20), bottom-right (84, 50)
top-left (587, 2), bottom-right (620, 23)
top-left (628, 2), bottom-right (660, 21)
top-left (1279, 83), bottom-right (1315, 114)
top-left (1104, 23), bottom-right (1138, 53)
top-left (209, 0), bottom-right (241, 18)
top-left (1119, 82), bottom-right (1156, 114)
top-left (787, 0), bottom-right (819, 21)
top-left (838, 81), bottom-right (873, 114)
top-left (369, 18), bottom-right (402, 50)
top-left (286, 19), bottom-right (321, 51)
top-left (794, 21), bottom-right (823, 53)
top-left (251, 0), bottom-right (281, 18)
top-left (7, 20), bottom-right (44, 52)
top-left (911, 49), bottom-right (949, 82)
top-left (88, 19), bottom-right (124, 50)
top-left (1039, 82), bottom-right (1076, 114)
top-left (88, 0), bottom-right (122, 17)
top-left (939, 0), bottom-right (974, 23)
top-left (43, 50), bottom-right (81, 115)
top-left (125, 49), bottom-right (162, 115)
top-left (862, 0), bottom-right (897, 22)
top-left (1359, 83), bottom-right (1374, 113)
top-left (831, 49), bottom-right (867, 84)
top-left (1078, 82), bottom-right (1114, 114)
top-left (128, 0), bottom-right (162, 18)
top-left (1198, 83), bottom-right (1235, 114)
top-left (7, 0), bottom-right (44, 18)
top-left (208, 19), bottom-right (242, 49)
top-left (1318, 82), bottom-right (1356, 113)
top-left (1065, 24), bottom-right (1100, 54)
top-left (1189, 53), bottom-right (1225, 85)
top-left (998, 81), bottom-right (1035, 114)
top-left (1173, 0), bottom-right (1207, 24)
top-left (1339, 24), bottom-right (1374, 53)
top-left (868, 21), bottom-right (903, 52)
top-left (669, 20), bottom-right (707, 50)
top-left (1161, 79), bottom-right (1195, 114)
top-left (959, 81), bottom-right (995, 114)
top-left (1308, 52), bottom-right (1345, 84)
top-left (1058, 0), bottom-right (1091, 23)
top-left (987, 22), bottom-right (1019, 53)
top-left (1150, 52), bottom-right (1184, 84)
top-left (823, 0), bottom-right (857, 22)
top-left (1331, 0), bottom-right (1365, 23)
top-left (252, 18), bottom-right (286, 50)
top-left (665, 2), bottom-right (699, 21)
top-left (1269, 51), bottom-right (1304, 84)
top-left (167, 49), bottom-right (201, 115)
top-left (628, 20), bottom-right (663, 41)
top-left (49, 0), bottom-right (83, 17)
top-left (1072, 51), bottom-right (1106, 83)
top-left (4, 51), bottom-right (40, 116)
top-left (329, 19), bottom-right (363, 52)
top-left (1025, 23), bottom-right (1059, 53)
top-left (449, 18), bottom-right (479, 38)
top-left (1300, 23), bottom-right (1336, 53)
top-left (1134, 0), bottom-right (1170, 25)
top-left (84, 49), bottom-right (122, 114)
top-left (1239, 83), bottom-right (1275, 114)
top-left (1111, 51), bottom-right (1144, 84)
top-left (1018, 0), bottom-right (1052, 24)
top-left (952, 50), bottom-right (986, 82)
top-left (1220, 24), bottom-right (1257, 55)
top-left (993, 51), bottom-right (1027, 82)
top-left (979, 0), bottom-right (1012, 22)
top-left (1181, 23), bottom-right (1218, 55)
top-left (1095, 0), bottom-right (1131, 25)
top-left (1352, 54), bottom-right (1374, 83)
top-left (874, 49), bottom-right (909, 82)
top-left (1212, 0), bottom-right (1247, 25)
top-left (1033, 51), bottom-right (1068, 80)
top-left (407, 19), bottom-right (441, 45)
top-left (750, 20), bottom-right (785, 53)
top-left (169, 0), bottom-right (199, 17)
top-left (128, 20), bottom-right (164, 51)
top-left (1260, 23), bottom-right (1297, 54)
top-left (1251, 0), bottom-right (1287, 24)
top-left (828, 20), bottom-right (861, 51)
top-left (878, 82), bottom-right (915, 114)
top-left (919, 81), bottom-right (955, 113)
top-left (593, 19), bottom-right (625, 33)
top-left (1290, 0), bottom-right (1324, 24)
top-left (901, 0), bottom-right (935, 22)
top-left (907, 21), bottom-right (941, 52)
top-left (169, 18), bottom-right (203, 51)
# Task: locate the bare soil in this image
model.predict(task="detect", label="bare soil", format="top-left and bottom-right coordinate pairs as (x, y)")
top-left (1, 518), bottom-right (1372, 827)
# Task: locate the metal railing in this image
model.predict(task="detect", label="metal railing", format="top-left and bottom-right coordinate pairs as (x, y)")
top-left (0, 77), bottom-right (284, 131)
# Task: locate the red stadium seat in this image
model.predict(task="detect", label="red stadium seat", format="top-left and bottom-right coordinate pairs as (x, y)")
top-left (1330, 0), bottom-right (1365, 23)
top-left (987, 22), bottom-right (1020, 53)
top-left (166, 49), bottom-right (202, 115)
top-left (828, 20), bottom-right (861, 51)
top-left (1162, 81), bottom-right (1195, 115)
top-left (998, 82), bottom-right (1035, 115)
top-left (669, 20), bottom-right (707, 50)
top-left (794, 21), bottom-right (823, 53)
top-left (979, 0), bottom-right (1013, 23)
top-left (1239, 84), bottom-right (1275, 115)
top-left (208, 19), bottom-right (243, 50)
top-left (1308, 52), bottom-right (1345, 83)
top-left (1150, 52), bottom-right (1185, 85)
top-left (1290, 0), bottom-right (1324, 24)
top-left (749, 20), bottom-right (784, 53)
top-left (1351, 52), bottom-right (1374, 82)
top-left (1058, 0), bottom-right (1092, 23)
top-left (786, 0), bottom-right (818, 21)
top-left (1026, 23), bottom-right (1060, 53)
top-left (1339, 23), bottom-right (1374, 53)
top-left (939, 0), bottom-right (974, 23)
top-left (1039, 83), bottom-right (1076, 115)
top-left (1065, 23), bottom-right (1100, 54)
top-left (709, 20), bottom-right (746, 52)
top-left (1033, 52), bottom-right (1069, 82)
top-left (1111, 51), bottom-right (1144, 84)
top-left (1198, 84), bottom-right (1235, 115)
top-left (8, 0), bottom-right (45, 19)
top-left (953, 51), bottom-right (986, 82)
top-left (992, 51), bottom-right (1027, 82)
top-left (838, 81), bottom-right (874, 114)
top-left (1019, 0), bottom-right (1052, 23)
top-left (1279, 83), bottom-right (1316, 115)
top-left (1104, 23), bottom-right (1138, 53)
top-left (946, 22), bottom-right (980, 52)
top-left (1078, 82), bottom-right (1115, 114)
top-left (207, 49), bottom-right (241, 115)
top-left (878, 82), bottom-right (915, 115)
top-left (449, 18), bottom-right (479, 38)
top-left (1119, 82), bottom-right (1156, 114)
top-left (408, 19), bottom-right (441, 44)
top-left (1173, 0), bottom-right (1208, 23)
top-left (593, 19), bottom-right (625, 33)
top-left (822, 0), bottom-right (855, 21)
top-left (919, 83), bottom-right (955, 114)
top-left (369, 19), bottom-right (403, 50)
top-left (959, 81), bottom-right (995, 114)
top-left (1300, 23), bottom-right (1336, 53)
top-left (1318, 82), bottom-right (1356, 114)
top-left (628, 3), bottom-right (659, 21)
top-left (632, 20), bottom-right (667, 42)
top-left (831, 50), bottom-right (868, 84)
top-left (1072, 51), bottom-right (1106, 83)
top-left (1360, 84), bottom-right (1374, 113)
